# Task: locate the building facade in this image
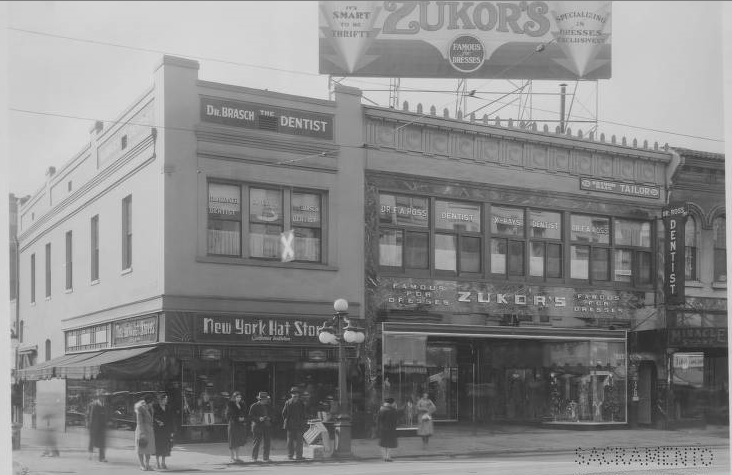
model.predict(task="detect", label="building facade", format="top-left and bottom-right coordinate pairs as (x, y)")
top-left (15, 55), bottom-right (725, 441)
top-left (632, 148), bottom-right (727, 428)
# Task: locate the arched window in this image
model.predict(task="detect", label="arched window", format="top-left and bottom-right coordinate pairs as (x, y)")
top-left (45, 339), bottom-right (51, 362)
top-left (713, 216), bottom-right (726, 282)
top-left (684, 216), bottom-right (697, 281)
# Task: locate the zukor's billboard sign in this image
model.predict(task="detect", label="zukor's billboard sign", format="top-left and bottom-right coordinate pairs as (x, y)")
top-left (319, 1), bottom-right (612, 79)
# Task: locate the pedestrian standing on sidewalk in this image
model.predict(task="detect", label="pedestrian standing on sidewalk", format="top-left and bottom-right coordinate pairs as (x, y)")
top-left (153, 393), bottom-right (175, 469)
top-left (39, 408), bottom-right (60, 457)
top-left (416, 392), bottom-right (436, 449)
top-left (226, 391), bottom-right (247, 463)
top-left (249, 391), bottom-right (274, 462)
top-left (86, 391), bottom-right (108, 462)
top-left (134, 393), bottom-right (157, 471)
top-left (282, 387), bottom-right (307, 460)
top-left (377, 397), bottom-right (398, 462)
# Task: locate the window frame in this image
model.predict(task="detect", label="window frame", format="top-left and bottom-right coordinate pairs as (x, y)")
top-left (569, 213), bottom-right (612, 285)
top-left (434, 198), bottom-right (483, 277)
top-left (684, 215), bottom-right (698, 281)
top-left (30, 253), bottom-right (36, 304)
top-left (611, 218), bottom-right (653, 287)
top-left (713, 216), bottom-right (726, 283)
top-left (206, 180), bottom-right (327, 264)
top-left (527, 208), bottom-right (564, 282)
top-left (378, 193), bottom-right (431, 275)
top-left (489, 205), bottom-right (526, 280)
top-left (207, 182), bottom-right (243, 258)
top-left (65, 230), bottom-right (73, 291)
top-left (45, 243), bottom-right (51, 298)
top-left (122, 195), bottom-right (132, 270)
top-left (91, 215), bottom-right (99, 282)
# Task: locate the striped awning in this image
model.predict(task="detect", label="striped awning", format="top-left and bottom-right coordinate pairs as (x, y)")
top-left (16, 346), bottom-right (159, 381)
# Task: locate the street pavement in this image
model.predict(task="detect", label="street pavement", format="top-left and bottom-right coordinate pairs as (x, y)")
top-left (11, 424), bottom-right (731, 475)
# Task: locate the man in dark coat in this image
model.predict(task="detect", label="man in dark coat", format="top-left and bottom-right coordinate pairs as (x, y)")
top-left (249, 392), bottom-right (274, 462)
top-left (377, 397), bottom-right (398, 462)
top-left (86, 392), bottom-right (108, 462)
top-left (281, 387), bottom-right (308, 460)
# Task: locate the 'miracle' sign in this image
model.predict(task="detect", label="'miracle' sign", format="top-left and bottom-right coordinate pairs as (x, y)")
top-left (663, 204), bottom-right (688, 305)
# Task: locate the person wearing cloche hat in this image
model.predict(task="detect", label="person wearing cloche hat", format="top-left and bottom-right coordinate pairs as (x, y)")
top-left (248, 391), bottom-right (274, 462)
top-left (282, 387), bottom-right (308, 460)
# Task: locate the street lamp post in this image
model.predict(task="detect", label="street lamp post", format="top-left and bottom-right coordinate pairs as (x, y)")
top-left (318, 299), bottom-right (365, 457)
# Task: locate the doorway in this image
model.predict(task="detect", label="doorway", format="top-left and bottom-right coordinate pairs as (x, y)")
top-left (637, 361), bottom-right (656, 425)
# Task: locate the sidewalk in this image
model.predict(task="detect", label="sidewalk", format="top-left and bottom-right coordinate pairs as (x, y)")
top-left (12, 424), bottom-right (730, 474)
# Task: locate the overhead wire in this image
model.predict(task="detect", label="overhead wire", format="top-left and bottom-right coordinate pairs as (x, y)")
top-left (7, 27), bottom-right (724, 144)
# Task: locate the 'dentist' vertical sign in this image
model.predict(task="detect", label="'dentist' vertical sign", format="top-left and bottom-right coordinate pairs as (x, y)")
top-left (662, 204), bottom-right (688, 305)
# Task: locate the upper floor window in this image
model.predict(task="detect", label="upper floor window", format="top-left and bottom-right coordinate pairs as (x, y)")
top-left (65, 231), bottom-right (73, 290)
top-left (528, 210), bottom-right (562, 279)
top-left (45, 243), bottom-right (51, 298)
top-left (570, 214), bottom-right (610, 281)
top-left (685, 216), bottom-right (698, 281)
top-left (713, 216), bottom-right (726, 283)
top-left (490, 206), bottom-right (525, 277)
top-left (613, 219), bottom-right (652, 285)
top-left (435, 200), bottom-right (482, 274)
top-left (207, 183), bottom-right (241, 256)
top-left (91, 215), bottom-right (99, 281)
top-left (207, 181), bottom-right (325, 263)
top-left (379, 194), bottom-right (429, 271)
top-left (122, 195), bottom-right (132, 270)
top-left (30, 253), bottom-right (36, 304)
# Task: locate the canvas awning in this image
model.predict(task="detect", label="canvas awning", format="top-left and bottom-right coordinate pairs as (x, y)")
top-left (17, 346), bottom-right (162, 381)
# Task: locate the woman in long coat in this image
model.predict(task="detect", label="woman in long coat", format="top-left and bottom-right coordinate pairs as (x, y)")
top-left (377, 397), bottom-right (398, 462)
top-left (226, 391), bottom-right (247, 463)
top-left (416, 392), bottom-right (437, 449)
top-left (153, 393), bottom-right (175, 469)
top-left (134, 393), bottom-right (157, 471)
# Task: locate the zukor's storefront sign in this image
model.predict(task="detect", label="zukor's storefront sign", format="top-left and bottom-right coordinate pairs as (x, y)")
top-left (319, 1), bottom-right (612, 79)
top-left (196, 316), bottom-right (322, 344)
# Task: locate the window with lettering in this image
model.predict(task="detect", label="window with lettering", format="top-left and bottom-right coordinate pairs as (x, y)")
top-left (490, 206), bottom-right (525, 277)
top-left (684, 216), bottom-right (698, 281)
top-left (379, 194), bottom-right (429, 270)
top-left (570, 215), bottom-right (610, 281)
top-left (207, 182), bottom-right (242, 256)
top-left (249, 188), bottom-right (284, 259)
top-left (291, 192), bottom-right (321, 262)
top-left (529, 210), bottom-right (562, 279)
top-left (435, 200), bottom-right (481, 274)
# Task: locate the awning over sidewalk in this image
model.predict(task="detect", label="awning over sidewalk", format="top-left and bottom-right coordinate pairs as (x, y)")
top-left (17, 346), bottom-right (161, 381)
top-left (382, 322), bottom-right (627, 340)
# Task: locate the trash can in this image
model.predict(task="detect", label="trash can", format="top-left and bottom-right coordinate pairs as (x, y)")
top-left (11, 423), bottom-right (21, 450)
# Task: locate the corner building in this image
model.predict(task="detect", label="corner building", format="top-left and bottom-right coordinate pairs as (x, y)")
top-left (16, 55), bottom-right (692, 440)
top-left (17, 56), bottom-right (365, 441)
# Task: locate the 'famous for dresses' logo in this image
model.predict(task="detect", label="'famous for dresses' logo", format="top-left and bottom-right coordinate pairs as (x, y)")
top-left (449, 35), bottom-right (485, 73)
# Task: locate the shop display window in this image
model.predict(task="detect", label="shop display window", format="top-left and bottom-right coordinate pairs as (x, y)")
top-left (382, 334), bottom-right (458, 427)
top-left (181, 360), bottom-right (229, 426)
top-left (383, 337), bottom-right (626, 426)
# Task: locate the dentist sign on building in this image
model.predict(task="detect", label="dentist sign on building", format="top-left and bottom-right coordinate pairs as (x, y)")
top-left (319, 1), bottom-right (612, 79)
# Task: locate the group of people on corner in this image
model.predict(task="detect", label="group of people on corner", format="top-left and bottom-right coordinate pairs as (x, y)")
top-left (133, 392), bottom-right (176, 471)
top-left (377, 392), bottom-right (436, 462)
top-left (87, 387), bottom-right (437, 467)
top-left (226, 386), bottom-right (310, 463)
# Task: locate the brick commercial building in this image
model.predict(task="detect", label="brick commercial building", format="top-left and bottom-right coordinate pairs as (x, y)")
top-left (14, 56), bottom-right (725, 441)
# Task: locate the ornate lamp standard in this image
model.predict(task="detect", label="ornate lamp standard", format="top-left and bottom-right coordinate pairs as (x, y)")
top-left (318, 299), bottom-right (365, 457)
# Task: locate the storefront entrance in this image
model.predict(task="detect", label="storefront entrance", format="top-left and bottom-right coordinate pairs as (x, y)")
top-left (382, 323), bottom-right (628, 428)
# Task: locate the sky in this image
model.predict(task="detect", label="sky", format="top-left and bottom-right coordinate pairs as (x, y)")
top-left (1, 1), bottom-right (730, 199)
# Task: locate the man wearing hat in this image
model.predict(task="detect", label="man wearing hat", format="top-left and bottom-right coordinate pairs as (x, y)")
top-left (248, 391), bottom-right (274, 462)
top-left (282, 387), bottom-right (308, 460)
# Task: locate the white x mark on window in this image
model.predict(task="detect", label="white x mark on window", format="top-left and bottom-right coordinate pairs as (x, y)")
top-left (280, 230), bottom-right (295, 262)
